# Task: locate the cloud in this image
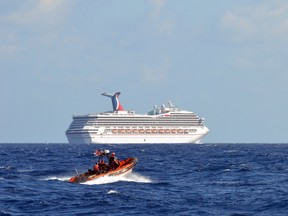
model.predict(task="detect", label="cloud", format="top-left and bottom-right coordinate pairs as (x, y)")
top-left (147, 0), bottom-right (175, 36)
top-left (0, 0), bottom-right (68, 26)
top-left (139, 64), bottom-right (167, 85)
top-left (219, 0), bottom-right (288, 72)
top-left (138, 58), bottom-right (171, 85)
top-left (0, 45), bottom-right (18, 57)
top-left (149, 0), bottom-right (165, 19)
top-left (0, 0), bottom-right (70, 57)
top-left (220, 0), bottom-right (288, 42)
top-left (37, 0), bottom-right (64, 12)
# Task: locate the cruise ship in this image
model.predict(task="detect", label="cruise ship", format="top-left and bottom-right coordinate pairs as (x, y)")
top-left (66, 92), bottom-right (209, 144)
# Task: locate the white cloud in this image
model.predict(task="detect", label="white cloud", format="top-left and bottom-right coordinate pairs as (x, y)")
top-left (0, 0), bottom-right (68, 26)
top-left (147, 0), bottom-right (175, 36)
top-left (38, 0), bottom-right (64, 12)
top-left (0, 45), bottom-right (18, 57)
top-left (0, 0), bottom-right (70, 57)
top-left (220, 0), bottom-right (288, 42)
top-left (221, 11), bottom-right (255, 41)
top-left (139, 58), bottom-right (171, 85)
top-left (139, 64), bottom-right (167, 85)
top-left (149, 0), bottom-right (165, 19)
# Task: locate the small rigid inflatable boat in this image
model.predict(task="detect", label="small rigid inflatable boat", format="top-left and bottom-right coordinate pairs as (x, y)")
top-left (69, 157), bottom-right (138, 184)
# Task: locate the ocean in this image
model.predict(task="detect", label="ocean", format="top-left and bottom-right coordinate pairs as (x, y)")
top-left (1, 143), bottom-right (288, 216)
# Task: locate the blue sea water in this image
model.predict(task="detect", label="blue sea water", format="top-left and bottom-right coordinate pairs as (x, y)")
top-left (1, 144), bottom-right (288, 216)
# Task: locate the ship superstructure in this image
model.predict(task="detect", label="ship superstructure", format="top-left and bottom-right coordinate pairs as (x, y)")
top-left (66, 92), bottom-right (209, 144)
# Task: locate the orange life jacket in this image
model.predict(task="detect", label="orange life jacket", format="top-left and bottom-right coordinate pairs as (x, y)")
top-left (93, 164), bottom-right (99, 171)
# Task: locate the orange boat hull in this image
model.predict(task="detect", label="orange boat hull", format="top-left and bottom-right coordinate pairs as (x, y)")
top-left (69, 157), bottom-right (138, 184)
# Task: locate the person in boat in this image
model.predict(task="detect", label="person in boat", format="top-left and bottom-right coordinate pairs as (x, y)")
top-left (109, 152), bottom-right (120, 170)
top-left (93, 163), bottom-right (100, 175)
top-left (94, 149), bottom-right (110, 173)
top-left (95, 149), bottom-right (110, 157)
top-left (98, 159), bottom-right (109, 173)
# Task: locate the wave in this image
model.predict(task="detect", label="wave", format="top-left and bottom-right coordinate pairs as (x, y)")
top-left (40, 172), bottom-right (152, 186)
top-left (120, 172), bottom-right (152, 183)
top-left (82, 172), bottom-right (153, 185)
top-left (107, 190), bottom-right (119, 194)
top-left (40, 175), bottom-right (71, 181)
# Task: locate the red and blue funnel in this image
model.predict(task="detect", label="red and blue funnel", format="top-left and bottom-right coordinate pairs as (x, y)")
top-left (101, 92), bottom-right (124, 111)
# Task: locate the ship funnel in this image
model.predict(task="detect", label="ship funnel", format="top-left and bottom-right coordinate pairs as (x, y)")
top-left (101, 92), bottom-right (124, 111)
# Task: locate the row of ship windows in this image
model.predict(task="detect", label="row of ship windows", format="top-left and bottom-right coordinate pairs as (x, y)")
top-left (72, 119), bottom-right (202, 125)
top-left (106, 128), bottom-right (197, 134)
top-left (73, 116), bottom-right (200, 121)
top-left (74, 113), bottom-right (197, 117)
top-left (71, 123), bottom-right (203, 127)
top-left (67, 129), bottom-right (98, 133)
top-left (95, 118), bottom-right (201, 122)
top-left (71, 120), bottom-right (203, 125)
top-left (69, 124), bottom-right (203, 130)
top-left (78, 116), bottom-right (199, 119)
top-left (73, 118), bottom-right (202, 124)
top-left (70, 122), bottom-right (203, 128)
top-left (67, 128), bottom-right (198, 134)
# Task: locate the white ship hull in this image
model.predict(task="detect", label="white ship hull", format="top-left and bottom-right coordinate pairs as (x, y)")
top-left (66, 126), bottom-right (209, 144)
top-left (66, 92), bottom-right (210, 144)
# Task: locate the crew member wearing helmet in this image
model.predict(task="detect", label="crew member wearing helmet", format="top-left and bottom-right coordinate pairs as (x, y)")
top-left (109, 152), bottom-right (119, 170)
top-left (98, 159), bottom-right (108, 173)
top-left (93, 163), bottom-right (100, 174)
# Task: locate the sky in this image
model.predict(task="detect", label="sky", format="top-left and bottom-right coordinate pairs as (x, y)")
top-left (1, 0), bottom-right (288, 143)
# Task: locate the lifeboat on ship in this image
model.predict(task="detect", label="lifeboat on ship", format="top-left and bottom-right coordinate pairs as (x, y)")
top-left (152, 129), bottom-right (157, 133)
top-left (165, 129), bottom-right (170, 133)
top-left (69, 150), bottom-right (138, 184)
top-left (146, 128), bottom-right (151, 133)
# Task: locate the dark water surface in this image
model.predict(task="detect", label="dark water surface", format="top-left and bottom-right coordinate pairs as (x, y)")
top-left (1, 143), bottom-right (288, 215)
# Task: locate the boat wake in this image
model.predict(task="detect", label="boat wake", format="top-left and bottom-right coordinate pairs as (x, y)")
top-left (82, 172), bottom-right (152, 185)
top-left (41, 175), bottom-right (71, 181)
top-left (120, 172), bottom-right (152, 183)
top-left (41, 172), bottom-right (152, 185)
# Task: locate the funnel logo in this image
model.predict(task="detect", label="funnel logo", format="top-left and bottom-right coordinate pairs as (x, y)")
top-left (101, 92), bottom-right (124, 111)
